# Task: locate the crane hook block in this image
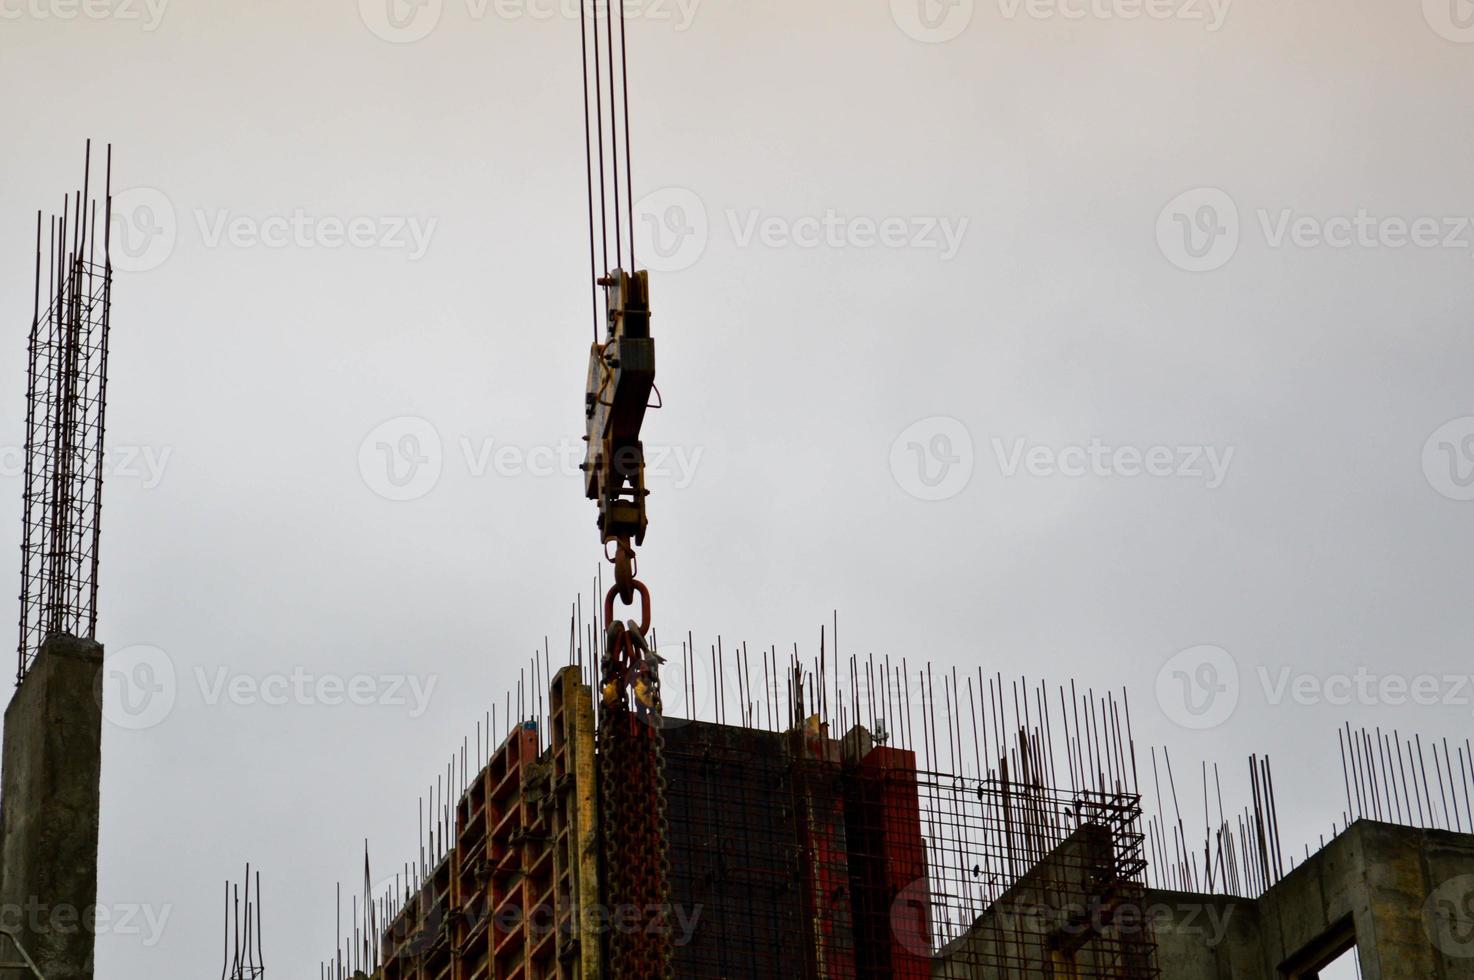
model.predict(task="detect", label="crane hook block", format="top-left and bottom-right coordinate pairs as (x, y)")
top-left (583, 269), bottom-right (655, 545)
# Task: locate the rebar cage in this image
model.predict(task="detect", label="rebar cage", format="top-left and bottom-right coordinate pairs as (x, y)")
top-left (17, 145), bottom-right (113, 684)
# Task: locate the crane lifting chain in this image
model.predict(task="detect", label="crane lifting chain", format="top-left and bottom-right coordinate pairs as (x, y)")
top-left (584, 269), bottom-right (673, 979)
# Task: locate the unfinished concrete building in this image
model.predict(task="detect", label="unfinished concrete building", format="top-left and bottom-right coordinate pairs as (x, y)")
top-left (319, 634), bottom-right (1474, 980)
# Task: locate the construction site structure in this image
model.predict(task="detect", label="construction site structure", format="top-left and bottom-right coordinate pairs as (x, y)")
top-left (320, 623), bottom-right (1474, 980)
top-left (2, 143), bottom-right (115, 980)
top-left (313, 0), bottom-right (1474, 972)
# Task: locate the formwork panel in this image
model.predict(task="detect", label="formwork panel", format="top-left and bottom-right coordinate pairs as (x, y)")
top-left (843, 744), bottom-right (931, 980)
top-left (663, 722), bottom-right (812, 978)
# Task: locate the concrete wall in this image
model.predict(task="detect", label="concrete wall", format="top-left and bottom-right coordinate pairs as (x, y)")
top-left (932, 820), bottom-right (1474, 979)
top-left (932, 823), bottom-right (1158, 979)
top-left (1150, 821), bottom-right (1474, 980)
top-left (0, 634), bottom-right (104, 980)
top-left (1147, 890), bottom-right (1261, 980)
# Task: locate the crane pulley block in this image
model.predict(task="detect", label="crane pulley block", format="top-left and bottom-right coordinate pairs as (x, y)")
top-left (583, 269), bottom-right (655, 545)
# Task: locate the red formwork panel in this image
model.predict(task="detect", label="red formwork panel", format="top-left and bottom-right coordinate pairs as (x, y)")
top-left (791, 730), bottom-right (859, 980)
top-left (845, 745), bottom-right (932, 980)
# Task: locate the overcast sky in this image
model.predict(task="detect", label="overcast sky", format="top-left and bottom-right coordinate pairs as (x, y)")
top-left (2, 0), bottom-right (1472, 975)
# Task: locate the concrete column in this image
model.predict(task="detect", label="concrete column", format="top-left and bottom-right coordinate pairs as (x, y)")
top-left (0, 633), bottom-right (104, 980)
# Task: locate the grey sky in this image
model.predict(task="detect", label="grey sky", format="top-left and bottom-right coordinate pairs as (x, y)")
top-left (1, 0), bottom-right (1472, 974)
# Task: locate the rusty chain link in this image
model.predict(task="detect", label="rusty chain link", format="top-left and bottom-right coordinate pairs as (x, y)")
top-left (598, 537), bottom-right (672, 980)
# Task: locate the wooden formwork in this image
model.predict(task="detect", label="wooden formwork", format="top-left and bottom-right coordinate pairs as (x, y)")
top-left (379, 671), bottom-right (600, 980)
top-left (381, 850), bottom-right (458, 980)
top-left (549, 666), bottom-right (601, 980)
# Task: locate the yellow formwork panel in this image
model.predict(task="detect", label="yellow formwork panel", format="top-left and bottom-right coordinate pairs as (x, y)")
top-left (552, 666), bottom-right (602, 980)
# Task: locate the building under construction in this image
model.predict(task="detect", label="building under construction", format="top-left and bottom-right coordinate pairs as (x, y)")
top-left (5, 19), bottom-right (1473, 980)
top-left (317, 624), bottom-right (1474, 980)
top-left (317, 0), bottom-right (1474, 975)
